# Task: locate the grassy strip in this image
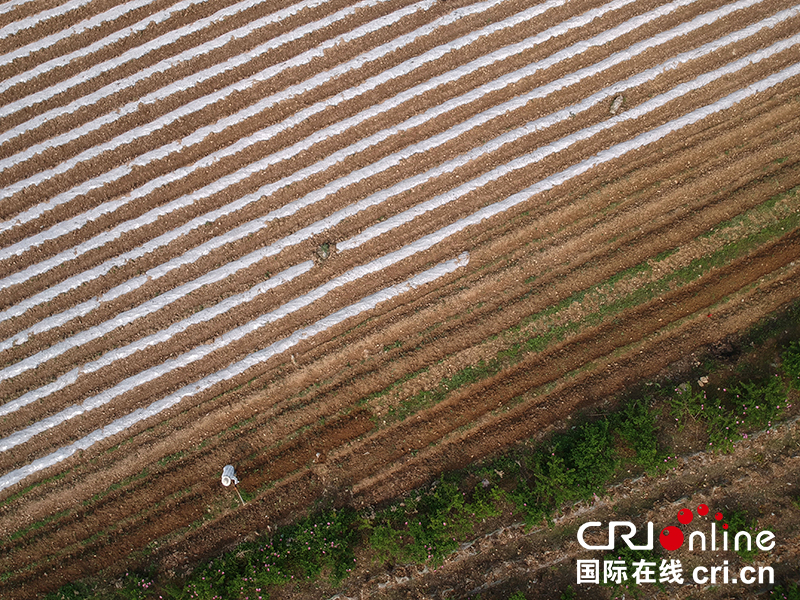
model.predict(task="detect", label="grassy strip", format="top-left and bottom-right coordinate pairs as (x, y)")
top-left (40, 310), bottom-right (800, 599)
top-left (0, 470), bottom-right (66, 509)
top-left (367, 190), bottom-right (799, 424)
top-left (7, 508), bottom-right (70, 543)
top-left (381, 213), bottom-right (797, 426)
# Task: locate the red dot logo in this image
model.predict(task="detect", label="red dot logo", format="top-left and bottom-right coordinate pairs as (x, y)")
top-left (659, 526), bottom-right (684, 551)
top-left (723, 523), bottom-right (729, 530)
top-left (697, 504), bottom-right (709, 516)
top-left (677, 508), bottom-right (693, 525)
top-left (715, 512), bottom-right (723, 521)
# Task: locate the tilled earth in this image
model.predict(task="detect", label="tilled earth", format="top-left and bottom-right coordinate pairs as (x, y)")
top-left (1, 0), bottom-right (799, 597)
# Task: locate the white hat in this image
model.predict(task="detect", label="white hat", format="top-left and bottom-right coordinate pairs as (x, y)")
top-left (221, 464), bottom-right (239, 486)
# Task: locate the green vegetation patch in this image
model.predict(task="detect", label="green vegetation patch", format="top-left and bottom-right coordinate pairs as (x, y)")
top-left (364, 477), bottom-right (501, 567)
top-left (782, 341), bottom-right (800, 389)
top-left (601, 546), bottom-right (666, 599)
top-left (724, 509), bottom-right (762, 561)
top-left (770, 581), bottom-right (800, 600)
top-left (669, 373), bottom-right (792, 452)
top-left (184, 507), bottom-right (358, 600)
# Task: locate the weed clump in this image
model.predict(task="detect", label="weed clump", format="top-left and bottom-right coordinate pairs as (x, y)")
top-left (724, 509), bottom-right (762, 561)
top-left (364, 477), bottom-right (501, 567)
top-left (601, 546), bottom-right (666, 599)
top-left (669, 373), bottom-right (791, 452)
top-left (782, 341), bottom-right (800, 388)
top-left (770, 581), bottom-right (800, 599)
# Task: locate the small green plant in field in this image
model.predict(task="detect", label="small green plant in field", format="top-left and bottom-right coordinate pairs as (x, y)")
top-left (668, 383), bottom-right (704, 424)
top-left (508, 591), bottom-right (527, 600)
top-left (513, 450), bottom-right (575, 527)
top-left (725, 509), bottom-right (762, 561)
top-left (366, 515), bottom-right (405, 565)
top-left (560, 584), bottom-right (576, 600)
top-left (506, 397), bottom-right (670, 528)
top-left (158, 450), bottom-right (185, 466)
top-left (732, 376), bottom-right (788, 430)
top-left (705, 403), bottom-right (740, 452)
top-left (602, 546), bottom-right (665, 599)
top-left (782, 341), bottom-right (800, 388)
top-left (43, 581), bottom-right (97, 600)
top-left (770, 581), bottom-right (800, 599)
top-left (116, 571), bottom-right (157, 600)
top-left (614, 397), bottom-right (663, 473)
top-left (567, 419), bottom-right (618, 495)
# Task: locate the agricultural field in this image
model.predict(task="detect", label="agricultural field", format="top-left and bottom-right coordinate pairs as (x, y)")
top-left (0, 0), bottom-right (799, 597)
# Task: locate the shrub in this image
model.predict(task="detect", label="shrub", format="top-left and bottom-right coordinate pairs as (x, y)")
top-left (782, 341), bottom-right (800, 388)
top-left (725, 509), bottom-right (761, 561)
top-left (511, 417), bottom-right (621, 527)
top-left (615, 397), bottom-right (663, 473)
top-left (733, 376), bottom-right (787, 430)
top-left (567, 419), bottom-right (618, 496)
top-left (770, 581), bottom-right (800, 599)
